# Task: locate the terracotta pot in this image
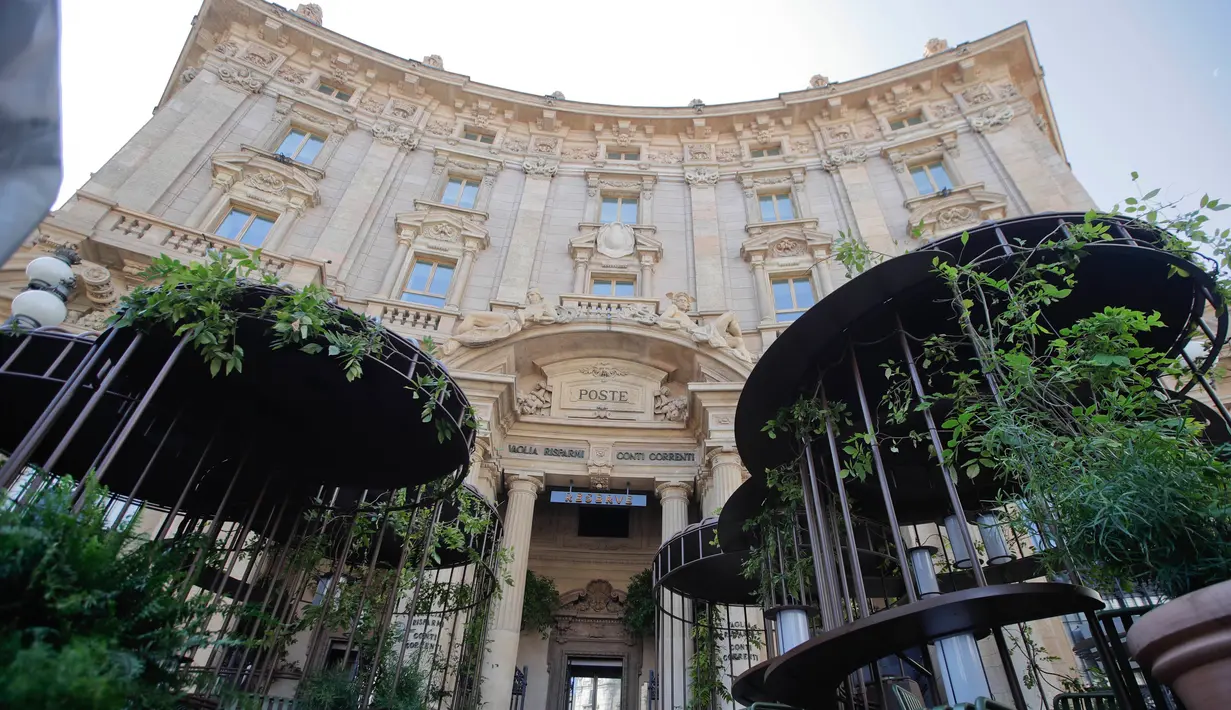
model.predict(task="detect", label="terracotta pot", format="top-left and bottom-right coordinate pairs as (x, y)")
top-left (1126, 578), bottom-right (1231, 710)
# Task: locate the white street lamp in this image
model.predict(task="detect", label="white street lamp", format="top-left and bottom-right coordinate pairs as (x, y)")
top-left (8, 248), bottom-right (79, 329)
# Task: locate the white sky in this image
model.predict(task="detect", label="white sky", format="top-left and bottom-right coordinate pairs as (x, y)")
top-left (59, 0), bottom-right (1231, 222)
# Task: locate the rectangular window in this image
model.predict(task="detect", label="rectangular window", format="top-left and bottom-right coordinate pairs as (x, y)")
top-left (464, 130), bottom-right (496, 145)
top-left (599, 196), bottom-right (638, 224)
top-left (758, 193), bottom-right (796, 222)
top-left (750, 145), bottom-right (782, 158)
top-left (441, 177), bottom-right (480, 209)
top-left (772, 276), bottom-right (815, 322)
top-left (607, 149), bottom-right (639, 161)
top-left (400, 259), bottom-right (455, 308)
top-left (316, 82), bottom-right (352, 102)
top-left (216, 207), bottom-right (276, 247)
top-left (889, 114), bottom-right (925, 131)
top-left (909, 161), bottom-right (954, 195)
top-left (591, 277), bottom-right (636, 297)
top-left (274, 128), bottom-right (326, 164)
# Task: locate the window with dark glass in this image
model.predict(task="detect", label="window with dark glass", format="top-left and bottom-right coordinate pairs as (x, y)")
top-left (910, 161), bottom-right (954, 195)
top-left (275, 128), bottom-right (326, 164)
top-left (464, 130), bottom-right (495, 144)
top-left (442, 177), bottom-right (480, 209)
top-left (591, 278), bottom-right (635, 297)
top-left (758, 192), bottom-right (795, 222)
top-left (599, 196), bottom-right (637, 224)
top-left (607, 149), bottom-right (639, 161)
top-left (316, 82), bottom-right (352, 102)
top-left (216, 207), bottom-right (275, 247)
top-left (889, 114), bottom-right (925, 130)
top-left (400, 259), bottom-right (455, 308)
top-left (750, 145), bottom-right (782, 158)
top-left (772, 276), bottom-right (815, 322)
top-left (578, 507), bottom-right (630, 538)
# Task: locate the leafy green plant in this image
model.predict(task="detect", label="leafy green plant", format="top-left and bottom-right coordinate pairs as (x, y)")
top-left (823, 176), bottom-right (1231, 600)
top-left (0, 478), bottom-right (220, 710)
top-left (109, 247), bottom-right (476, 441)
top-left (621, 569), bottom-right (656, 638)
top-left (520, 570), bottom-right (560, 638)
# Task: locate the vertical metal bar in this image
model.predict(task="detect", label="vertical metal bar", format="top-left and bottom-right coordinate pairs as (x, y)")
top-left (821, 386), bottom-right (871, 618)
top-left (991, 626), bottom-right (1029, 710)
top-left (1181, 349), bottom-right (1231, 427)
top-left (0, 328), bottom-right (119, 489)
top-left (0, 332), bottom-right (33, 371)
top-left (1085, 610), bottom-right (1138, 710)
top-left (392, 500), bottom-right (443, 692)
top-left (111, 411), bottom-right (182, 524)
top-left (179, 450), bottom-right (248, 598)
top-left (43, 333), bottom-right (144, 473)
top-left (340, 507), bottom-right (392, 664)
top-left (803, 445), bottom-right (845, 630)
top-left (896, 318), bottom-right (987, 587)
top-left (73, 335), bottom-right (190, 507)
top-left (797, 448), bottom-right (835, 629)
top-left (155, 430), bottom-right (219, 541)
top-left (849, 347), bottom-right (918, 602)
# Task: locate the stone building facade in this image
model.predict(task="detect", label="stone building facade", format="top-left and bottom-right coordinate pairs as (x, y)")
top-left (1, 2), bottom-right (1106, 708)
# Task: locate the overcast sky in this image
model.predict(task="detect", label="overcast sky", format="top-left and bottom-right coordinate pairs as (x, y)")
top-left (59, 0), bottom-right (1230, 219)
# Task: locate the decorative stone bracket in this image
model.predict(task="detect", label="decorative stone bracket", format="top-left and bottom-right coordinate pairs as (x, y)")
top-left (904, 184), bottom-right (1007, 240)
top-left (569, 222), bottom-right (662, 296)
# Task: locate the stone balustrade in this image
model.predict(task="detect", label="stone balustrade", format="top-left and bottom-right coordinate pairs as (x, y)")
top-left (363, 298), bottom-right (457, 340)
top-left (557, 294), bottom-right (661, 322)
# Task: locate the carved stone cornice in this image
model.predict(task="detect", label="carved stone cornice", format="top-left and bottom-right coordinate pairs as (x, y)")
top-left (903, 183), bottom-right (1007, 240)
top-left (371, 121), bottom-right (419, 150)
top-left (969, 104), bottom-right (1015, 133)
top-left (821, 145), bottom-right (869, 171)
top-left (684, 166), bottom-right (719, 187)
top-left (395, 206), bottom-right (490, 255)
top-left (210, 151), bottom-right (321, 209)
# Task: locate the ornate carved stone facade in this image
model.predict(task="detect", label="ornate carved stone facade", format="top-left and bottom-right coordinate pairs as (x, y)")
top-left (0, 6), bottom-right (1096, 709)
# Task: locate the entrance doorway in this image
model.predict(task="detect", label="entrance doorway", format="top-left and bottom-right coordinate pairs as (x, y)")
top-left (566, 658), bottom-right (623, 710)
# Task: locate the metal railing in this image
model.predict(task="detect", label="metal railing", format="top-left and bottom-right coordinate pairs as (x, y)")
top-left (509, 665), bottom-right (528, 710)
top-left (1085, 605), bottom-right (1186, 710)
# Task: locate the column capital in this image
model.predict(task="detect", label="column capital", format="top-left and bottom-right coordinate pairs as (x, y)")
top-left (704, 445), bottom-right (742, 470)
top-left (655, 480), bottom-right (693, 502)
top-left (505, 472), bottom-right (544, 497)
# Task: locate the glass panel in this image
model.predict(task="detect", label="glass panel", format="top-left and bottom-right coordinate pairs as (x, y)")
top-left (889, 120), bottom-right (905, 131)
top-left (600, 198), bottom-right (619, 224)
top-left (592, 280), bottom-right (612, 296)
top-left (427, 264), bottom-right (454, 295)
top-left (406, 261), bottom-right (433, 292)
top-left (239, 215), bottom-right (274, 247)
top-left (464, 132), bottom-right (479, 141)
top-left (777, 310), bottom-right (805, 322)
top-left (929, 162), bottom-right (954, 191)
top-left (275, 129), bottom-right (305, 158)
top-left (460, 182), bottom-right (480, 209)
top-left (777, 194), bottom-right (795, 220)
top-left (216, 209), bottom-right (251, 240)
top-left (570, 677), bottom-right (596, 710)
top-left (910, 166), bottom-right (935, 195)
top-left (613, 281), bottom-right (635, 297)
top-left (335, 91), bottom-right (352, 102)
top-left (400, 292), bottom-right (446, 308)
top-left (297, 135), bottom-right (325, 164)
top-left (594, 678), bottom-right (621, 710)
top-left (316, 84), bottom-right (333, 95)
top-left (760, 195), bottom-right (777, 221)
top-left (772, 280), bottom-right (793, 311)
top-left (479, 133), bottom-right (494, 144)
top-left (619, 199), bottom-right (638, 223)
top-left (767, 147), bottom-right (781, 156)
top-left (907, 115), bottom-right (924, 126)
top-left (607, 151), bottom-right (621, 160)
top-left (442, 178), bottom-right (463, 205)
top-left (794, 279), bottom-right (815, 308)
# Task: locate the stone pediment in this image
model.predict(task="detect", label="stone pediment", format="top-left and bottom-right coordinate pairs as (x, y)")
top-left (741, 218), bottom-right (831, 263)
top-left (210, 151), bottom-right (321, 209)
top-left (571, 223), bottom-right (661, 263)
top-left (905, 184), bottom-right (1007, 240)
top-left (396, 207), bottom-right (489, 256)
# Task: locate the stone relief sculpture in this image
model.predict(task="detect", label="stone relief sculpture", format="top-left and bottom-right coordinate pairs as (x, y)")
top-left (595, 222), bottom-right (636, 259)
top-left (653, 387), bottom-right (689, 422)
top-left (516, 383), bottom-right (552, 416)
top-left (440, 290), bottom-right (756, 364)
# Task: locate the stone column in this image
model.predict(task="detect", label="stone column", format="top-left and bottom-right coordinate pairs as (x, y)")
top-left (571, 254), bottom-right (589, 293)
top-left (447, 243), bottom-right (478, 309)
top-left (829, 161), bottom-right (897, 257)
top-left (263, 202), bottom-right (302, 253)
top-left (495, 161), bottom-right (556, 303)
top-left (701, 448), bottom-right (745, 515)
top-left (657, 480), bottom-right (693, 710)
top-left (480, 473), bottom-right (543, 708)
top-left (685, 167), bottom-right (726, 313)
top-left (187, 175), bottom-right (233, 228)
top-left (379, 235), bottom-right (414, 297)
top-left (639, 255), bottom-right (656, 298)
top-left (811, 253), bottom-right (835, 299)
top-left (310, 138), bottom-right (401, 281)
top-left (749, 255), bottom-right (775, 324)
